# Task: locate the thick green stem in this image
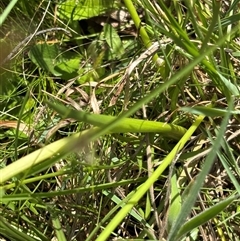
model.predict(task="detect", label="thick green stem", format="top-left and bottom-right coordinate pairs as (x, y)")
top-left (123, 0), bottom-right (161, 65)
top-left (47, 101), bottom-right (187, 140)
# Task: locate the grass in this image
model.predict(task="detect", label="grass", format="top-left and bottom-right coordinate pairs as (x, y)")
top-left (0, 0), bottom-right (240, 240)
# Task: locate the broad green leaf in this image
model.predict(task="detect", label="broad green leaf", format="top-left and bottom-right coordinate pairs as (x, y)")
top-left (54, 57), bottom-right (80, 80)
top-left (58, 0), bottom-right (118, 21)
top-left (28, 43), bottom-right (62, 76)
top-left (103, 23), bottom-right (125, 59)
top-left (0, 72), bottom-right (15, 98)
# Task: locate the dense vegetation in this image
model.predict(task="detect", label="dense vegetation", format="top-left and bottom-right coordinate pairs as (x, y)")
top-left (0, 0), bottom-right (240, 240)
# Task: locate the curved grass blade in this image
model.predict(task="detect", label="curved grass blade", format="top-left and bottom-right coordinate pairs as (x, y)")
top-left (0, 128), bottom-right (99, 184)
top-left (47, 101), bottom-right (187, 140)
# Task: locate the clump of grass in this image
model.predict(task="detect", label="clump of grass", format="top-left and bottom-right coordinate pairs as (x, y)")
top-left (0, 0), bottom-right (240, 241)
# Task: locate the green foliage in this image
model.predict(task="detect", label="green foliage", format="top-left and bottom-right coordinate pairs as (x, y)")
top-left (103, 23), bottom-right (125, 59)
top-left (54, 57), bottom-right (81, 80)
top-left (46, 101), bottom-right (187, 139)
top-left (58, 0), bottom-right (118, 21)
top-left (0, 0), bottom-right (18, 27)
top-left (29, 43), bottom-right (62, 76)
top-left (1, 0), bottom-right (240, 240)
top-left (29, 43), bottom-right (82, 80)
top-left (167, 172), bottom-right (182, 231)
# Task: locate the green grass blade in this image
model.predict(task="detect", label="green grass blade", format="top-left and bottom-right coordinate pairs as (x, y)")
top-left (2, 1), bottom-right (240, 240)
top-left (200, 0), bottom-right (220, 50)
top-left (47, 101), bottom-right (187, 140)
top-left (123, 0), bottom-right (160, 65)
top-left (1, 178), bottom-right (147, 201)
top-left (181, 106), bottom-right (240, 117)
top-left (176, 195), bottom-right (239, 239)
top-left (94, 26), bottom-right (236, 240)
top-left (167, 172), bottom-right (182, 231)
top-left (218, 13), bottom-right (240, 28)
top-left (217, 141), bottom-right (240, 194)
top-left (168, 99), bottom-right (234, 241)
top-left (102, 190), bottom-right (151, 228)
top-left (0, 216), bottom-right (37, 241)
top-left (0, 128), bottom-right (99, 184)
top-left (51, 212), bottom-right (67, 241)
top-left (96, 114), bottom-right (205, 241)
top-left (0, 0), bottom-right (18, 27)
